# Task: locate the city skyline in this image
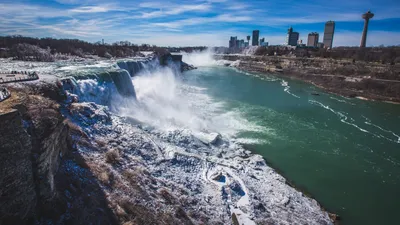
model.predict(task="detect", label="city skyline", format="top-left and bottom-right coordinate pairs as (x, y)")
top-left (0, 0), bottom-right (399, 47)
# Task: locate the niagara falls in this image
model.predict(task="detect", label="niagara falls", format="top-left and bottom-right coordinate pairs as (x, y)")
top-left (1, 1), bottom-right (400, 225)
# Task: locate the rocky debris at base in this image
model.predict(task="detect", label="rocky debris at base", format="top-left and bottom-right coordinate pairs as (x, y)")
top-left (69, 102), bottom-right (111, 124)
top-left (181, 61), bottom-right (197, 72)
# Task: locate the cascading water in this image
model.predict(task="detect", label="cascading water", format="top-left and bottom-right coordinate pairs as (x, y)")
top-left (60, 59), bottom-right (158, 107)
top-left (57, 52), bottom-right (333, 225)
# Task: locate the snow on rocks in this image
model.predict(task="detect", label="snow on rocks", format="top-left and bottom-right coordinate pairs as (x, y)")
top-left (65, 106), bottom-right (333, 225)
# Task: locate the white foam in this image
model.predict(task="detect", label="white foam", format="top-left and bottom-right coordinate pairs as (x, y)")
top-left (281, 80), bottom-right (300, 99)
top-left (115, 64), bottom-right (266, 140)
top-left (330, 96), bottom-right (356, 105)
top-left (365, 121), bottom-right (400, 144)
top-left (235, 138), bottom-right (270, 145)
top-left (309, 100), bottom-right (400, 144)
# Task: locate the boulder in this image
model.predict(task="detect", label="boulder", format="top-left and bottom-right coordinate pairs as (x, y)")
top-left (69, 102), bottom-right (111, 124)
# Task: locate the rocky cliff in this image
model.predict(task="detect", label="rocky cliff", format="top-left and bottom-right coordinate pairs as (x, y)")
top-left (0, 85), bottom-right (118, 225)
top-left (0, 86), bottom-right (72, 224)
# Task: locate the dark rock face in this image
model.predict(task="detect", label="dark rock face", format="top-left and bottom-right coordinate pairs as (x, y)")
top-left (24, 96), bottom-right (70, 205)
top-left (0, 110), bottom-right (36, 224)
top-left (0, 93), bottom-right (72, 224)
top-left (181, 61), bottom-right (197, 72)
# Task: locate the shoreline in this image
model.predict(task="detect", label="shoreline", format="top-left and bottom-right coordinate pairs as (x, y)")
top-left (217, 54), bottom-right (400, 104)
top-left (234, 64), bottom-right (400, 105)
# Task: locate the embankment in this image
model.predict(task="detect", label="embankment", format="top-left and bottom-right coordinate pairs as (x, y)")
top-left (219, 55), bottom-right (400, 103)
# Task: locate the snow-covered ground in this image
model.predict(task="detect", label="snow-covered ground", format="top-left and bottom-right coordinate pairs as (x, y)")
top-left (67, 103), bottom-right (333, 224)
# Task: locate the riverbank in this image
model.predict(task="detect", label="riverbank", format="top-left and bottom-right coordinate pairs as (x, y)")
top-left (218, 55), bottom-right (400, 103)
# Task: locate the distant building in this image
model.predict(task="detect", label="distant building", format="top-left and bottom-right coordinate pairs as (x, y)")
top-left (260, 38), bottom-right (265, 46)
top-left (286, 27), bottom-right (299, 46)
top-left (252, 30), bottom-right (260, 46)
top-left (245, 42), bottom-right (249, 47)
top-left (317, 42), bottom-right (325, 48)
top-left (239, 39), bottom-right (245, 48)
top-left (360, 10), bottom-right (374, 48)
top-left (307, 32), bottom-right (319, 47)
top-left (229, 36), bottom-right (238, 48)
top-left (323, 21), bottom-right (335, 49)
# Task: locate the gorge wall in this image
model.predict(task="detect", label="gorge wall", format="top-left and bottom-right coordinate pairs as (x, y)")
top-left (0, 86), bottom-right (120, 225)
top-left (0, 89), bottom-right (70, 224)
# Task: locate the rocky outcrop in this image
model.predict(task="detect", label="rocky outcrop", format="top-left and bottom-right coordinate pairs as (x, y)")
top-left (158, 52), bottom-right (197, 72)
top-left (0, 90), bottom-right (73, 224)
top-left (25, 96), bottom-right (71, 205)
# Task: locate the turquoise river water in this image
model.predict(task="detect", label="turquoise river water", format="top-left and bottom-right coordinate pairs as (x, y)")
top-left (183, 66), bottom-right (400, 225)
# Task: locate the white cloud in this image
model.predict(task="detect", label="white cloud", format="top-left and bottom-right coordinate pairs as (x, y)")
top-left (137, 3), bottom-right (211, 18)
top-left (128, 32), bottom-right (235, 47)
top-left (226, 2), bottom-right (250, 10)
top-left (0, 3), bottom-right (69, 18)
top-left (0, 0), bottom-right (399, 47)
top-left (149, 14), bottom-right (252, 29)
top-left (69, 5), bottom-right (122, 13)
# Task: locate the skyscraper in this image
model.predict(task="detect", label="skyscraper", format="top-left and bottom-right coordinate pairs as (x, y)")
top-left (286, 27), bottom-right (299, 46)
top-left (360, 10), bottom-right (374, 48)
top-left (239, 39), bottom-right (245, 48)
top-left (260, 38), bottom-right (265, 46)
top-left (307, 32), bottom-right (319, 47)
top-left (229, 36), bottom-right (238, 48)
top-left (323, 21), bottom-right (335, 49)
top-left (252, 30), bottom-right (260, 46)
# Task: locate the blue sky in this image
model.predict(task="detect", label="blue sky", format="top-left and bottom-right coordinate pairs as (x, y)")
top-left (0, 0), bottom-right (399, 47)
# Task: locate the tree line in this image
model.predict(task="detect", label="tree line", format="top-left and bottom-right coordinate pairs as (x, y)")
top-left (0, 35), bottom-right (206, 62)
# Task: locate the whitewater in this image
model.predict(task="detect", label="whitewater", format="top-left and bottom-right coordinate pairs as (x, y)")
top-left (0, 53), bottom-right (333, 224)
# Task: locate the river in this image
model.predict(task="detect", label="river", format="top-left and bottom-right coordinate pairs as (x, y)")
top-left (182, 66), bottom-right (400, 225)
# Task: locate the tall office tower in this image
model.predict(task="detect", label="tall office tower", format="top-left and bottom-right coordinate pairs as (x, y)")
top-left (239, 39), bottom-right (245, 48)
top-left (252, 30), bottom-right (260, 46)
top-left (360, 10), bottom-right (374, 48)
top-left (229, 36), bottom-right (238, 48)
top-left (260, 38), bottom-right (265, 46)
top-left (286, 27), bottom-right (299, 46)
top-left (323, 21), bottom-right (335, 49)
top-left (307, 32), bottom-right (319, 47)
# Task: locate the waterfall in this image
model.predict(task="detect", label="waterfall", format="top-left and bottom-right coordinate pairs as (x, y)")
top-left (59, 58), bottom-right (159, 107)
